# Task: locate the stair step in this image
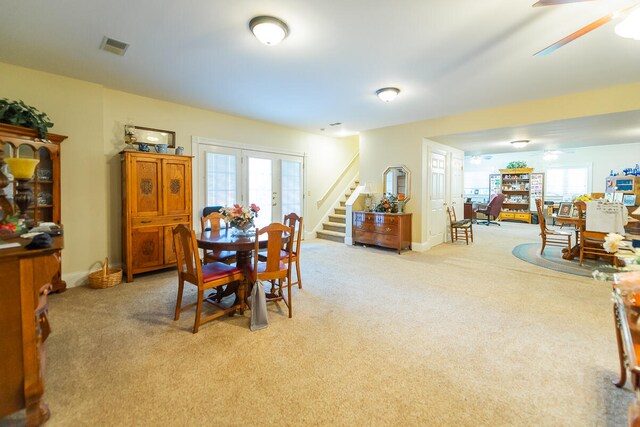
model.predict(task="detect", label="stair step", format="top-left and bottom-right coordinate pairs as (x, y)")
top-left (323, 222), bottom-right (346, 232)
top-left (334, 207), bottom-right (346, 214)
top-left (339, 200), bottom-right (346, 207)
top-left (316, 230), bottom-right (345, 243)
top-left (329, 214), bottom-right (346, 224)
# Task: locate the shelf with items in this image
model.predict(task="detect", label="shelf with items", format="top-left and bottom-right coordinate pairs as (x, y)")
top-left (498, 168), bottom-right (534, 224)
top-left (0, 123), bottom-right (67, 291)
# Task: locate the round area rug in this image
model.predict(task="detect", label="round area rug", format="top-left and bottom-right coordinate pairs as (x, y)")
top-left (512, 243), bottom-right (610, 277)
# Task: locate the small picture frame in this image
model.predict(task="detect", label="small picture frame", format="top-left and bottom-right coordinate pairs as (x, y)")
top-left (125, 125), bottom-right (176, 148)
top-left (558, 202), bottom-right (573, 217)
top-left (623, 194), bottom-right (637, 206)
top-left (570, 205), bottom-right (580, 218)
top-left (613, 192), bottom-right (624, 203)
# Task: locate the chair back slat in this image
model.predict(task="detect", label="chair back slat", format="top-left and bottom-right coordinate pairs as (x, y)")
top-left (283, 212), bottom-right (302, 255)
top-left (535, 199), bottom-right (547, 232)
top-left (253, 223), bottom-right (293, 281)
top-left (201, 211), bottom-right (225, 232)
top-left (172, 224), bottom-right (202, 283)
top-left (446, 206), bottom-right (456, 223)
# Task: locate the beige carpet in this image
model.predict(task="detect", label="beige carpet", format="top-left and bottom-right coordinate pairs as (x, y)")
top-left (37, 223), bottom-right (632, 425)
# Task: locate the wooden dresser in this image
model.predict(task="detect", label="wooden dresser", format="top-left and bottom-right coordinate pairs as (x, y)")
top-left (0, 235), bottom-right (63, 426)
top-left (121, 151), bottom-right (192, 282)
top-left (352, 211), bottom-right (412, 254)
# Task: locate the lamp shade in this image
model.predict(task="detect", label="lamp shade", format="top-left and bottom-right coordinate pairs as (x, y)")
top-left (5, 158), bottom-right (39, 179)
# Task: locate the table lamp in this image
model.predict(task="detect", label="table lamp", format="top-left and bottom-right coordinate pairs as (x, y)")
top-left (363, 182), bottom-right (374, 211)
top-left (5, 157), bottom-right (39, 226)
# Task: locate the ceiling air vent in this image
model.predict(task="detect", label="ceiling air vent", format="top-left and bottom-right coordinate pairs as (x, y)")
top-left (100, 36), bottom-right (129, 56)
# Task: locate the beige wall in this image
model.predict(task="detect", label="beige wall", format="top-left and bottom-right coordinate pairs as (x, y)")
top-left (360, 83), bottom-right (640, 242)
top-left (1, 62), bottom-right (358, 283)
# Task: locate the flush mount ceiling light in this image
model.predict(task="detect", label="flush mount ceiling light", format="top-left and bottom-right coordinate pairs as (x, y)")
top-left (249, 16), bottom-right (289, 46)
top-left (615, 9), bottom-right (640, 40)
top-left (510, 139), bottom-right (530, 149)
top-left (375, 87), bottom-right (400, 102)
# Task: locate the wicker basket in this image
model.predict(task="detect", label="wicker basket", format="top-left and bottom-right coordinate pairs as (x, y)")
top-left (88, 258), bottom-right (122, 289)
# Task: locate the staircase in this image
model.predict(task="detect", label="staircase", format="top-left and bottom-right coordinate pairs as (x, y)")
top-left (316, 181), bottom-right (359, 243)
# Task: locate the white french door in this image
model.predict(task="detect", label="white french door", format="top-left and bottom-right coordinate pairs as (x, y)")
top-left (428, 150), bottom-right (447, 245)
top-left (197, 143), bottom-right (304, 230)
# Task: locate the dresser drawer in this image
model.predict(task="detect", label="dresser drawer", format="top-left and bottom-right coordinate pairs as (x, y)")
top-left (500, 212), bottom-right (515, 219)
top-left (132, 214), bottom-right (189, 227)
top-left (515, 213), bottom-right (530, 220)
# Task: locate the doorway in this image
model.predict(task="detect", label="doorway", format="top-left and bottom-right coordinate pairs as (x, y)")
top-left (194, 141), bottom-right (304, 229)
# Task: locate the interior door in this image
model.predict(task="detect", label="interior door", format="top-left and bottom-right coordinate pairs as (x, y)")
top-left (428, 150), bottom-right (447, 244)
top-left (450, 155), bottom-right (464, 217)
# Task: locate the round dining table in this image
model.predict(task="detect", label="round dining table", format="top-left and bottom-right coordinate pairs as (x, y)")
top-left (552, 214), bottom-right (584, 259)
top-left (197, 228), bottom-right (289, 304)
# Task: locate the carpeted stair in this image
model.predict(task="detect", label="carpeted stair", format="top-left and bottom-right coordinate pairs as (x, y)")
top-left (316, 181), bottom-right (358, 243)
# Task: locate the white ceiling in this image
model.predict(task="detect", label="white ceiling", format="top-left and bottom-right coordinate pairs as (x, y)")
top-left (1, 0), bottom-right (639, 140)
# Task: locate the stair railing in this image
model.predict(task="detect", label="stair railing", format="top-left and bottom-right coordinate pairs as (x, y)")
top-left (316, 153), bottom-right (359, 208)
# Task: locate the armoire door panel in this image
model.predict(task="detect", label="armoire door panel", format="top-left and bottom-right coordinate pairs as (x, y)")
top-left (131, 227), bottom-right (164, 269)
top-left (163, 159), bottom-right (190, 215)
top-left (133, 158), bottom-right (162, 217)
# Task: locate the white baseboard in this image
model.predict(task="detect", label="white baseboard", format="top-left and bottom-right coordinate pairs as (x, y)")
top-left (344, 236), bottom-right (353, 245)
top-left (411, 241), bottom-right (430, 252)
top-left (61, 271), bottom-right (89, 288)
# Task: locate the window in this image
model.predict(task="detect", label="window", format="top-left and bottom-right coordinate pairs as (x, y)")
top-left (545, 166), bottom-right (590, 202)
top-left (205, 152), bottom-right (237, 207)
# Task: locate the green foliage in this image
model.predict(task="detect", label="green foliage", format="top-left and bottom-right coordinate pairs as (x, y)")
top-left (506, 161), bottom-right (527, 169)
top-left (374, 193), bottom-right (399, 213)
top-left (0, 99), bottom-right (53, 139)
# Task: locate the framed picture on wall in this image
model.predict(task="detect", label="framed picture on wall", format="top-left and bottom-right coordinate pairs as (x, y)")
top-left (623, 194), bottom-right (637, 206)
top-left (558, 202), bottom-right (573, 217)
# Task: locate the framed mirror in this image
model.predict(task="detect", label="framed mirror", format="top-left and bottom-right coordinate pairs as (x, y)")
top-left (383, 165), bottom-right (410, 201)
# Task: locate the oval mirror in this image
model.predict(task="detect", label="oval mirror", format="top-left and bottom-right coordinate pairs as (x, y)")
top-left (383, 165), bottom-right (410, 201)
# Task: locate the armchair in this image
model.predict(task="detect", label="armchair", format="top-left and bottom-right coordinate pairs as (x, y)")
top-left (475, 193), bottom-right (505, 226)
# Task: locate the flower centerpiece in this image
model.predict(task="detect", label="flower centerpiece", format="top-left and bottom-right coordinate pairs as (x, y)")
top-left (219, 203), bottom-right (260, 235)
top-left (374, 193), bottom-right (399, 213)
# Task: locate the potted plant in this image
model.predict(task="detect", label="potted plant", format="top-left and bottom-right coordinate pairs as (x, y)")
top-left (0, 98), bottom-right (54, 139)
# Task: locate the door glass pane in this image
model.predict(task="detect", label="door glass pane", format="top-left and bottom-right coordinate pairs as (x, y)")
top-left (205, 152), bottom-right (236, 206)
top-left (281, 159), bottom-right (302, 217)
top-left (248, 157), bottom-right (272, 228)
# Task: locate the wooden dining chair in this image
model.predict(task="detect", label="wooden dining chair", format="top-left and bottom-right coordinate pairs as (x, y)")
top-left (282, 213), bottom-right (303, 289)
top-left (246, 223), bottom-right (293, 318)
top-left (576, 203), bottom-right (617, 267)
top-left (535, 199), bottom-right (572, 255)
top-left (446, 206), bottom-right (473, 245)
top-left (200, 211), bottom-right (236, 265)
top-left (172, 224), bottom-right (245, 333)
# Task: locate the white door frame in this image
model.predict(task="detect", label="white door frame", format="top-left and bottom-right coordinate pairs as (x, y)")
top-left (421, 138), bottom-right (465, 250)
top-left (191, 136), bottom-right (307, 230)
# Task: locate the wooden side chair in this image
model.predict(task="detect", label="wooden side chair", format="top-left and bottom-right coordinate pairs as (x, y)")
top-left (576, 203), bottom-right (617, 267)
top-left (534, 199), bottom-right (572, 255)
top-left (172, 224), bottom-right (245, 333)
top-left (446, 206), bottom-right (473, 245)
top-left (200, 211), bottom-right (236, 265)
top-left (247, 223), bottom-right (293, 318)
top-left (282, 213), bottom-right (303, 289)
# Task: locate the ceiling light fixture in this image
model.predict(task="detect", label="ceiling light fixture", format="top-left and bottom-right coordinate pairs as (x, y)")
top-left (510, 139), bottom-right (530, 149)
top-left (376, 87), bottom-right (400, 102)
top-left (616, 9), bottom-right (640, 40)
top-left (249, 16), bottom-right (289, 46)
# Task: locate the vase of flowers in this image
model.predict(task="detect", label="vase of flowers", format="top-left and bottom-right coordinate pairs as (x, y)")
top-left (374, 193), bottom-right (399, 213)
top-left (219, 203), bottom-right (260, 236)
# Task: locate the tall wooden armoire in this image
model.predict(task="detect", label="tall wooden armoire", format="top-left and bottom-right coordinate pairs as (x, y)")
top-left (121, 151), bottom-right (192, 282)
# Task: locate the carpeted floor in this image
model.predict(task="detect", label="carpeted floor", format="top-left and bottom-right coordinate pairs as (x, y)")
top-left (28, 222), bottom-right (635, 425)
top-left (512, 242), bottom-right (611, 277)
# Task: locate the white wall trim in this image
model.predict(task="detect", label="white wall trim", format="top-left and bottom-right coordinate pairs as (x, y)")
top-left (62, 271), bottom-right (89, 288)
top-left (192, 135), bottom-right (306, 157)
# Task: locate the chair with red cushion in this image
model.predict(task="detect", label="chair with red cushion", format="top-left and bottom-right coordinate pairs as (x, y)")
top-left (172, 224), bottom-right (245, 333)
top-left (475, 193), bottom-right (505, 226)
top-left (200, 211), bottom-right (236, 265)
top-left (246, 222), bottom-right (293, 318)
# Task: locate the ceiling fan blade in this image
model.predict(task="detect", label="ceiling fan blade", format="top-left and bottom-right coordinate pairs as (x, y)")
top-left (534, 4), bottom-right (636, 56)
top-left (533, 0), bottom-right (596, 7)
